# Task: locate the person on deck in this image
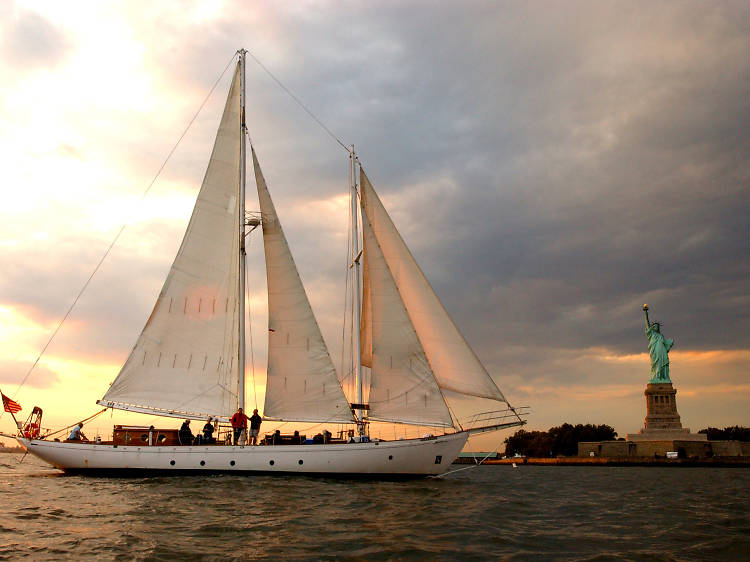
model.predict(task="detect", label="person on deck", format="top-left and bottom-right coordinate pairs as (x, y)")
top-left (230, 407), bottom-right (249, 446)
top-left (249, 409), bottom-right (262, 446)
top-left (202, 417), bottom-right (215, 444)
top-left (179, 420), bottom-right (194, 445)
top-left (272, 429), bottom-right (283, 445)
top-left (68, 422), bottom-right (87, 441)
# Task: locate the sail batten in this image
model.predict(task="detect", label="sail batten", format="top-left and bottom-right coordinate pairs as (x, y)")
top-left (253, 147), bottom-right (354, 424)
top-left (100, 64), bottom-right (244, 419)
top-left (359, 169), bottom-right (507, 403)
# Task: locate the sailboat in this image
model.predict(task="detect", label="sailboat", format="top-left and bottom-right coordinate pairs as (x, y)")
top-left (14, 50), bottom-right (526, 476)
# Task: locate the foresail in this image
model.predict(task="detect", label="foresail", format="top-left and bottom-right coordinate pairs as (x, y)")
top-left (252, 147), bottom-right (354, 424)
top-left (360, 211), bottom-right (454, 427)
top-left (359, 169), bottom-right (507, 402)
top-left (100, 64), bottom-right (244, 420)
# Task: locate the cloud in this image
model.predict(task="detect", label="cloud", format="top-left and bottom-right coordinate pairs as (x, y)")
top-left (1, 5), bottom-right (71, 71)
top-left (1, 1), bottom-right (748, 436)
top-left (0, 358), bottom-right (59, 390)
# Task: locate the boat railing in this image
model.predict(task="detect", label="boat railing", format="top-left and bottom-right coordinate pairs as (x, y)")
top-left (461, 406), bottom-right (530, 431)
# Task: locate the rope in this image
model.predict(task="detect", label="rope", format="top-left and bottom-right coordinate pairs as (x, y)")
top-left (45, 408), bottom-right (108, 439)
top-left (245, 48), bottom-right (349, 152)
top-left (428, 434), bottom-right (507, 479)
top-left (11, 52), bottom-right (239, 400)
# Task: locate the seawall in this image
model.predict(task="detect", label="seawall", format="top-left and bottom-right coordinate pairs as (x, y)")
top-left (454, 456), bottom-right (750, 467)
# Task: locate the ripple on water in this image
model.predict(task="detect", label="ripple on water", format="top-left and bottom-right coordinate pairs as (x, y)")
top-left (2, 458), bottom-right (750, 560)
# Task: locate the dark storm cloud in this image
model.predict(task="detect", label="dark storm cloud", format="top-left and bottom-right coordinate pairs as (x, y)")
top-left (201, 1), bottom-right (750, 404)
top-left (150, 1), bottom-right (748, 364)
top-left (6, 1), bottom-right (747, 429)
top-left (283, 2), bottom-right (750, 358)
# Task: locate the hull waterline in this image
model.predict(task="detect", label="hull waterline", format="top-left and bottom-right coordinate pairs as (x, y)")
top-left (17, 432), bottom-right (469, 477)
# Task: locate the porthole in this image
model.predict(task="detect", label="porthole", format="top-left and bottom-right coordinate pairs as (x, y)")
top-left (298, 459), bottom-right (303, 465)
top-left (269, 460), bottom-right (275, 466)
top-left (230, 460), bottom-right (236, 466)
top-left (140, 433), bottom-right (149, 443)
top-left (388, 455), bottom-right (393, 460)
top-left (157, 435), bottom-right (167, 444)
top-left (170, 460), bottom-right (175, 466)
top-left (200, 460), bottom-right (205, 466)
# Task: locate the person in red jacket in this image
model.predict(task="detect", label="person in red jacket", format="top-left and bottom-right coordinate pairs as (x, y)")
top-left (230, 407), bottom-right (249, 445)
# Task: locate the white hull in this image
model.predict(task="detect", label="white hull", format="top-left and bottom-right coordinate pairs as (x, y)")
top-left (17, 433), bottom-right (469, 477)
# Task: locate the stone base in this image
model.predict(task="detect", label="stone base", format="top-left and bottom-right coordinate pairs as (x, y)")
top-left (644, 383), bottom-right (683, 430)
top-left (579, 438), bottom-right (718, 458)
top-left (627, 429), bottom-right (707, 442)
top-left (627, 380), bottom-right (708, 442)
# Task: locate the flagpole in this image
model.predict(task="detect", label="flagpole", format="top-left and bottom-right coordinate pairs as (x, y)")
top-left (1, 390), bottom-right (22, 433)
top-left (8, 410), bottom-right (20, 433)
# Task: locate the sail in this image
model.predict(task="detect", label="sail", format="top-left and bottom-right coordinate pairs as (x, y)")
top-left (99, 64), bottom-right (244, 420)
top-left (252, 147), bottom-right (354, 424)
top-left (361, 211), bottom-right (454, 427)
top-left (359, 169), bottom-right (507, 402)
top-left (360, 244), bottom-right (373, 368)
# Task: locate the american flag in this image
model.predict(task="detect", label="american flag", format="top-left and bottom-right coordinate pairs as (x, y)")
top-left (2, 392), bottom-right (21, 415)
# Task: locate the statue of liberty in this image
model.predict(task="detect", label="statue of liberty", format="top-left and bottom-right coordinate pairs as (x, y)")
top-left (642, 304), bottom-right (673, 383)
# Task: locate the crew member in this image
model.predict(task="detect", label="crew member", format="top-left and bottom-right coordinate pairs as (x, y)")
top-left (68, 422), bottom-right (87, 441)
top-left (179, 419), bottom-right (194, 445)
top-left (230, 407), bottom-right (249, 445)
top-left (202, 417), bottom-right (215, 444)
top-left (249, 409), bottom-right (262, 446)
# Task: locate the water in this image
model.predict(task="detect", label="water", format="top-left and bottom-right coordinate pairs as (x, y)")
top-left (1, 454), bottom-right (749, 560)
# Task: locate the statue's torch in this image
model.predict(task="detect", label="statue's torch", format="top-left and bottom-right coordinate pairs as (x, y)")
top-left (643, 304), bottom-right (651, 327)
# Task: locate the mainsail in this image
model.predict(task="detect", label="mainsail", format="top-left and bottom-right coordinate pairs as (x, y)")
top-left (252, 147), bottom-right (354, 424)
top-left (99, 64), bottom-right (243, 420)
top-left (359, 169), bottom-right (507, 403)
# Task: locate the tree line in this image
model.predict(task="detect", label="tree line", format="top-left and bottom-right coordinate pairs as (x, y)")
top-left (504, 424), bottom-right (750, 457)
top-left (698, 426), bottom-right (750, 441)
top-left (503, 423), bottom-right (617, 457)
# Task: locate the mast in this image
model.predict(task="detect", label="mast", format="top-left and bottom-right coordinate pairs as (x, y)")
top-left (350, 146), bottom-right (365, 434)
top-left (238, 49), bottom-right (247, 411)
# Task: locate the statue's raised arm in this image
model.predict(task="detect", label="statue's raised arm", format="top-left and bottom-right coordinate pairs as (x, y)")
top-left (642, 304), bottom-right (673, 383)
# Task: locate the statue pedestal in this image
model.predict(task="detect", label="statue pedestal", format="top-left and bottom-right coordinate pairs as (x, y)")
top-left (627, 382), bottom-right (707, 442)
top-left (644, 383), bottom-right (682, 430)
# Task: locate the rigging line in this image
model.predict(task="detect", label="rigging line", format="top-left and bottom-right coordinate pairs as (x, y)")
top-left (429, 435), bottom-right (507, 479)
top-left (11, 52), bottom-right (238, 399)
top-left (44, 408), bottom-right (108, 439)
top-left (340, 171), bottom-right (353, 389)
top-left (244, 48), bottom-right (349, 152)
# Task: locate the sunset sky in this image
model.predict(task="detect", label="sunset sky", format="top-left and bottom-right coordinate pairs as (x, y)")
top-left (1, 1), bottom-right (748, 448)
